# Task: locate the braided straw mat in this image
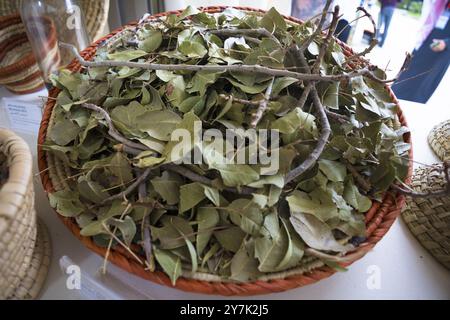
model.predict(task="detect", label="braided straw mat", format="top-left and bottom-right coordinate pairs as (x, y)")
top-left (37, 7), bottom-right (413, 296)
top-left (428, 120), bottom-right (450, 161)
top-left (402, 165), bottom-right (450, 269)
top-left (0, 129), bottom-right (51, 299)
top-left (0, 0), bottom-right (110, 41)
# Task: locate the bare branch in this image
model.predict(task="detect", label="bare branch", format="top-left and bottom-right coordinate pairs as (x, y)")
top-left (81, 103), bottom-right (147, 151)
top-left (251, 77), bottom-right (275, 127)
top-left (286, 87), bottom-right (331, 183)
top-left (101, 167), bottom-right (153, 204)
top-left (299, 0), bottom-right (333, 53)
top-left (356, 6), bottom-right (377, 38)
top-left (163, 164), bottom-right (256, 195)
top-left (345, 38), bottom-right (378, 65)
top-left (207, 28), bottom-right (280, 44)
top-left (219, 94), bottom-right (262, 106)
top-left (392, 162), bottom-right (450, 198)
top-left (61, 42), bottom-right (396, 84)
top-left (312, 5), bottom-right (340, 74)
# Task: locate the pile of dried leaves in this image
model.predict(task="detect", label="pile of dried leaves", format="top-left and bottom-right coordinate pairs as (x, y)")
top-left (44, 4), bottom-right (410, 284)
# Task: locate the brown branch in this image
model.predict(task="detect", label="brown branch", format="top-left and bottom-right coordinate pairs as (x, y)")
top-left (312, 5), bottom-right (340, 74)
top-left (325, 109), bottom-right (351, 124)
top-left (207, 28), bottom-right (280, 45)
top-left (81, 103), bottom-right (147, 151)
top-left (345, 161), bottom-right (371, 192)
top-left (392, 161), bottom-right (450, 198)
top-left (100, 167), bottom-right (153, 204)
top-left (251, 77), bottom-right (275, 127)
top-left (285, 87), bottom-right (331, 183)
top-left (299, 0), bottom-right (333, 53)
top-left (219, 94), bottom-right (262, 106)
top-left (345, 38), bottom-right (378, 65)
top-left (61, 42), bottom-right (396, 84)
top-left (297, 82), bottom-right (313, 111)
top-left (356, 6), bottom-right (377, 38)
top-left (162, 163), bottom-right (256, 195)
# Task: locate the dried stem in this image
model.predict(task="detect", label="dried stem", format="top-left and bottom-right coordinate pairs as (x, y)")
top-left (163, 163), bottom-right (256, 195)
top-left (345, 161), bottom-right (371, 192)
top-left (101, 167), bottom-right (153, 204)
top-left (61, 42), bottom-right (395, 84)
top-left (219, 94), bottom-right (262, 106)
top-left (392, 161), bottom-right (450, 198)
top-left (81, 103), bottom-right (147, 151)
top-left (312, 5), bottom-right (340, 74)
top-left (207, 28), bottom-right (280, 44)
top-left (299, 0), bottom-right (333, 53)
top-left (345, 38), bottom-right (378, 65)
top-left (285, 87), bottom-right (331, 183)
top-left (251, 77), bottom-right (275, 127)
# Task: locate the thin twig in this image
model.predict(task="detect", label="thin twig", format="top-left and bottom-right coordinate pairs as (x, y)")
top-left (392, 161), bottom-right (450, 198)
top-left (312, 5), bottom-right (340, 74)
top-left (81, 103), bottom-right (147, 151)
top-left (102, 203), bottom-right (132, 274)
top-left (345, 38), bottom-right (378, 65)
top-left (325, 109), bottom-right (350, 123)
top-left (299, 0), bottom-right (333, 53)
top-left (219, 94), bottom-right (262, 106)
top-left (61, 42), bottom-right (396, 84)
top-left (162, 163), bottom-right (256, 195)
top-left (251, 77), bottom-right (275, 127)
top-left (207, 28), bottom-right (280, 45)
top-left (100, 167), bottom-right (153, 204)
top-left (102, 221), bottom-right (144, 265)
top-left (345, 161), bottom-right (371, 192)
top-left (285, 87), bottom-right (331, 183)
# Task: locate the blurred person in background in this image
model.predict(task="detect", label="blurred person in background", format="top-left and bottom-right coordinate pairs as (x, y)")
top-left (377, 0), bottom-right (401, 46)
top-left (392, 0), bottom-right (449, 103)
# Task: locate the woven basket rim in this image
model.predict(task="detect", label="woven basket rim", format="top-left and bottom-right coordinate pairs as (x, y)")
top-left (0, 129), bottom-right (33, 231)
top-left (37, 6), bottom-right (413, 296)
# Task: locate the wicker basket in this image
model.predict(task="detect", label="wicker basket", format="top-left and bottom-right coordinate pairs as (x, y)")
top-left (0, 14), bottom-right (46, 94)
top-left (37, 7), bottom-right (413, 296)
top-left (0, 0), bottom-right (110, 42)
top-left (402, 165), bottom-right (450, 269)
top-left (0, 129), bottom-right (51, 299)
top-left (428, 120), bottom-right (449, 161)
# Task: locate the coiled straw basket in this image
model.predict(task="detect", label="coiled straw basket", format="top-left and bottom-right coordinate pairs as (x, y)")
top-left (1, 129), bottom-right (51, 299)
top-left (38, 7), bottom-right (413, 296)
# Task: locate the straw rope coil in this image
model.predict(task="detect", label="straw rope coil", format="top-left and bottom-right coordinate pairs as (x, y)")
top-left (0, 0), bottom-right (110, 41)
top-left (37, 7), bottom-right (413, 296)
top-left (402, 165), bottom-right (450, 269)
top-left (428, 120), bottom-right (450, 161)
top-left (0, 129), bottom-right (51, 299)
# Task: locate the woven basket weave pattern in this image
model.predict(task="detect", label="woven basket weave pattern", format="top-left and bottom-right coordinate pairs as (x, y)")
top-left (37, 7), bottom-right (413, 296)
top-left (0, 0), bottom-right (110, 41)
top-left (402, 165), bottom-right (450, 269)
top-left (0, 14), bottom-right (44, 94)
top-left (428, 120), bottom-right (450, 161)
top-left (0, 129), bottom-right (50, 299)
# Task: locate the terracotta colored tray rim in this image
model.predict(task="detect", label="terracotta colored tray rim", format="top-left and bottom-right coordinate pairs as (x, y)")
top-left (37, 6), bottom-right (413, 296)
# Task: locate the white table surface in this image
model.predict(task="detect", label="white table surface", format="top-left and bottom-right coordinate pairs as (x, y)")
top-left (1, 69), bottom-right (449, 300)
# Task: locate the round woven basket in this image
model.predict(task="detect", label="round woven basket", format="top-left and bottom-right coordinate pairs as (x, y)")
top-left (0, 129), bottom-right (51, 299)
top-left (37, 7), bottom-right (413, 296)
top-left (0, 13), bottom-right (46, 94)
top-left (428, 120), bottom-right (449, 161)
top-left (402, 165), bottom-right (450, 269)
top-left (0, 0), bottom-right (110, 41)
